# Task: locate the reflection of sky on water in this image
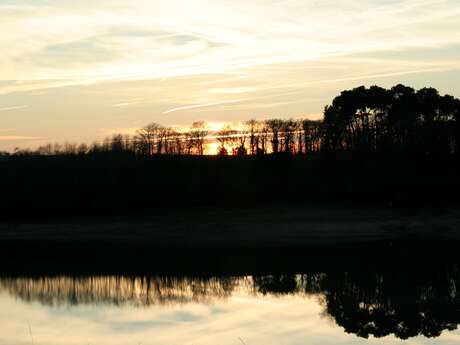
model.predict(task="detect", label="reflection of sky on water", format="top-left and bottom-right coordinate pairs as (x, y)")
top-left (1, 289), bottom-right (460, 345)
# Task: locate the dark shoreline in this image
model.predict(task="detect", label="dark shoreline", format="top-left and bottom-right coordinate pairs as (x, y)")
top-left (1, 239), bottom-right (458, 276)
top-left (2, 204), bottom-right (459, 244)
top-left (2, 205), bottom-right (460, 276)
top-left (3, 153), bottom-right (460, 221)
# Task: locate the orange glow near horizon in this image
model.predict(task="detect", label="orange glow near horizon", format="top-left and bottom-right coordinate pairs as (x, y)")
top-left (206, 141), bottom-right (220, 155)
top-left (207, 122), bottom-right (228, 132)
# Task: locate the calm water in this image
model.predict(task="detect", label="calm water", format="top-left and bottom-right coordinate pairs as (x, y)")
top-left (1, 268), bottom-right (460, 345)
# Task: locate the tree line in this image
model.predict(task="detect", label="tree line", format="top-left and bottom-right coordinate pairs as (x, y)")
top-left (323, 84), bottom-right (460, 155)
top-left (10, 118), bottom-right (322, 157)
top-left (7, 84), bottom-right (460, 157)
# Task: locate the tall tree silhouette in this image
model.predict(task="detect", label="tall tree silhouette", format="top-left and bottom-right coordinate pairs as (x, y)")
top-left (265, 119), bottom-right (284, 154)
top-left (322, 84), bottom-right (460, 155)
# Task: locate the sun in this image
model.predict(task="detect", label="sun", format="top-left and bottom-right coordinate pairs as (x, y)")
top-left (207, 122), bottom-right (227, 132)
top-left (206, 141), bottom-right (220, 155)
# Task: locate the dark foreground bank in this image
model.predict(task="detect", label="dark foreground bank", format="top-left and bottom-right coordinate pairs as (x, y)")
top-left (2, 153), bottom-right (460, 274)
top-left (1, 153), bottom-right (460, 220)
top-left (0, 237), bottom-right (459, 277)
top-left (1, 205), bottom-right (460, 275)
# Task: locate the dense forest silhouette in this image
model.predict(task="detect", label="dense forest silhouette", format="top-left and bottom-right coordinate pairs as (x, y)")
top-left (3, 265), bottom-right (460, 339)
top-left (5, 84), bottom-right (459, 157)
top-left (2, 84), bottom-right (460, 218)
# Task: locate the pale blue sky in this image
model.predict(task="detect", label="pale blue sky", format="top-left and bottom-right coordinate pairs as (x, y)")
top-left (1, 0), bottom-right (460, 150)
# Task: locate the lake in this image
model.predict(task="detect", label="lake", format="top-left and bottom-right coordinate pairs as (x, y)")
top-left (1, 265), bottom-right (460, 345)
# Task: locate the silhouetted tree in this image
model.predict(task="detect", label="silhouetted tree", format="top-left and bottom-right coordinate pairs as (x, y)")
top-left (189, 121), bottom-right (208, 155)
top-left (322, 84), bottom-right (460, 155)
top-left (217, 125), bottom-right (236, 155)
top-left (245, 119), bottom-right (258, 155)
top-left (265, 119), bottom-right (284, 154)
top-left (257, 121), bottom-right (270, 155)
top-left (302, 119), bottom-right (322, 153)
top-left (136, 122), bottom-right (162, 155)
top-left (280, 119), bottom-right (297, 154)
top-left (8, 84), bottom-right (460, 158)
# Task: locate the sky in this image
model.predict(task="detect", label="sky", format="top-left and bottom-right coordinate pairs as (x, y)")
top-left (1, 0), bottom-right (460, 150)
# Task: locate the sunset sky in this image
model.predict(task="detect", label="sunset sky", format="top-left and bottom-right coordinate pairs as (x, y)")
top-left (1, 0), bottom-right (460, 150)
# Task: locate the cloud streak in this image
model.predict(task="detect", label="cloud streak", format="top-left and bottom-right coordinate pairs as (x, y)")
top-left (163, 99), bottom-right (246, 114)
top-left (0, 105), bottom-right (28, 112)
top-left (1, 0), bottom-right (460, 86)
top-left (0, 135), bottom-right (41, 141)
top-left (1, 0), bottom-right (460, 150)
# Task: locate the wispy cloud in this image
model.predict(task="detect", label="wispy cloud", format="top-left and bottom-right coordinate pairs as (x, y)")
top-left (0, 135), bottom-right (41, 141)
top-left (163, 99), bottom-right (245, 114)
top-left (314, 67), bottom-right (460, 85)
top-left (1, 0), bottom-right (460, 150)
top-left (1, 0), bottom-right (460, 87)
top-left (111, 98), bottom-right (145, 107)
top-left (0, 105), bottom-right (28, 112)
top-left (99, 127), bottom-right (140, 135)
top-left (206, 87), bottom-right (257, 95)
top-left (112, 102), bottom-right (139, 107)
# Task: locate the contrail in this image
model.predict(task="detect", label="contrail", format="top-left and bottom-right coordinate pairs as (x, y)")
top-left (163, 99), bottom-right (245, 114)
top-left (0, 105), bottom-right (28, 112)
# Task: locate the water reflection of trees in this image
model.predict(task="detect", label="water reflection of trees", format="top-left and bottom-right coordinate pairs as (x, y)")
top-left (2, 267), bottom-right (460, 340)
top-left (0, 276), bottom-right (242, 307)
top-left (253, 268), bottom-right (460, 340)
top-left (312, 268), bottom-right (460, 339)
